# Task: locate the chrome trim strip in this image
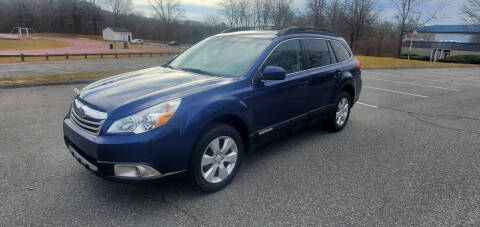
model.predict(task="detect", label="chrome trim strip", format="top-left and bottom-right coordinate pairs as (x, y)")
top-left (71, 107), bottom-right (102, 126)
top-left (258, 127), bottom-right (273, 135)
top-left (70, 115), bottom-right (102, 132)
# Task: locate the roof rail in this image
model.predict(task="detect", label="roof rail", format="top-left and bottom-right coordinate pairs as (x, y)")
top-left (277, 27), bottom-right (340, 37)
top-left (220, 26), bottom-right (287, 34)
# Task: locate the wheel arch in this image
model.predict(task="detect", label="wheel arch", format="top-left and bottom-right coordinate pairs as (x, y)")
top-left (341, 83), bottom-right (355, 105)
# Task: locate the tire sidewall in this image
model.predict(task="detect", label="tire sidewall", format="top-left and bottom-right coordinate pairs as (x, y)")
top-left (189, 124), bottom-right (244, 192)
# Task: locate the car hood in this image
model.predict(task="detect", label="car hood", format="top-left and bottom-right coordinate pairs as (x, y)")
top-left (78, 67), bottom-right (234, 118)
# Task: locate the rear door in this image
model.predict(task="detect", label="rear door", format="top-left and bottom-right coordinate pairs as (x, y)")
top-left (301, 38), bottom-right (338, 110)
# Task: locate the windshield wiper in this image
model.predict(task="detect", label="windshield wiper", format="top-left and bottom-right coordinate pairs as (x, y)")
top-left (180, 68), bottom-right (217, 76)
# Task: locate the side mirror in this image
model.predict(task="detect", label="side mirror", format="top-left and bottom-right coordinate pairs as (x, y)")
top-left (261, 66), bottom-right (286, 81)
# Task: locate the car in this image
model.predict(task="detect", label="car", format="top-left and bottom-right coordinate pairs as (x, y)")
top-left (63, 27), bottom-right (362, 192)
top-left (131, 39), bottom-right (144, 45)
top-left (168, 41), bottom-right (180, 46)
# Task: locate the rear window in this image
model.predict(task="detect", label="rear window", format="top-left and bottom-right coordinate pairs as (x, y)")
top-left (331, 41), bottom-right (351, 62)
top-left (303, 39), bottom-right (332, 68)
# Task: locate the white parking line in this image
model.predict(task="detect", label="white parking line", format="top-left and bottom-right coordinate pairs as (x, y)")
top-left (367, 72), bottom-right (480, 87)
top-left (367, 78), bottom-right (462, 91)
top-left (363, 86), bottom-right (429, 98)
top-left (356, 102), bottom-right (377, 108)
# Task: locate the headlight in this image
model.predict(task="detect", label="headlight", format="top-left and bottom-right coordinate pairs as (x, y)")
top-left (107, 99), bottom-right (181, 134)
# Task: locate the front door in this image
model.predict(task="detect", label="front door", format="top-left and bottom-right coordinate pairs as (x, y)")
top-left (245, 39), bottom-right (312, 133)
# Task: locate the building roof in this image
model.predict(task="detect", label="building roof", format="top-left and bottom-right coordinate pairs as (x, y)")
top-left (417, 25), bottom-right (480, 34)
top-left (104, 27), bottom-right (131, 33)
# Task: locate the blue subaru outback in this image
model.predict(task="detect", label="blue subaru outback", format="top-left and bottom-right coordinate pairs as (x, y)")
top-left (63, 27), bottom-right (362, 192)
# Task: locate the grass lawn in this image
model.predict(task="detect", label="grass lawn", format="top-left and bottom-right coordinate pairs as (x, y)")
top-left (0, 39), bottom-right (70, 51)
top-left (0, 69), bottom-right (133, 86)
top-left (357, 56), bottom-right (476, 68)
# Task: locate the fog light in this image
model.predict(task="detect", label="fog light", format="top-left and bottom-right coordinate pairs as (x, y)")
top-left (114, 164), bottom-right (161, 178)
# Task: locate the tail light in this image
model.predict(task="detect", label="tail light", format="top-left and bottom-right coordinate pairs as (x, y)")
top-left (356, 60), bottom-right (362, 70)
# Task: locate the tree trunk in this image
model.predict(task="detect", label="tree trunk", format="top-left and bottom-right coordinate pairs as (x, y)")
top-left (93, 13), bottom-right (98, 35)
top-left (350, 32), bottom-right (355, 52)
top-left (397, 28), bottom-right (404, 57)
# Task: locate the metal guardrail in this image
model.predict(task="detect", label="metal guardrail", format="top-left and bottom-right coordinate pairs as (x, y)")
top-left (0, 52), bottom-right (179, 62)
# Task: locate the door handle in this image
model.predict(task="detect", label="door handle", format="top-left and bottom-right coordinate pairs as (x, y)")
top-left (333, 70), bottom-right (341, 79)
top-left (297, 80), bottom-right (310, 88)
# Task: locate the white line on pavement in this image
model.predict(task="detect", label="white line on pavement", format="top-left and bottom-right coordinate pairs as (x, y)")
top-left (366, 72), bottom-right (480, 87)
top-left (363, 86), bottom-right (429, 98)
top-left (356, 102), bottom-right (378, 108)
top-left (366, 78), bottom-right (462, 91)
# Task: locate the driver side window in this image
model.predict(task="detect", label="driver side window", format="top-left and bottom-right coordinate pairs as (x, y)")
top-left (263, 39), bottom-right (304, 74)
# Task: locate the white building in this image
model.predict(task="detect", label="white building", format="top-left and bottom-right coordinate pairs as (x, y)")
top-left (403, 25), bottom-right (480, 61)
top-left (102, 27), bottom-right (132, 42)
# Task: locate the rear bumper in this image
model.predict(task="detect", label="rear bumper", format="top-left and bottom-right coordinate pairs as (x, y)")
top-left (63, 118), bottom-right (194, 181)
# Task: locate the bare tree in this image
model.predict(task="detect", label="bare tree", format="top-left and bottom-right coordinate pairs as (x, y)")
top-left (463, 0), bottom-right (480, 24)
top-left (236, 0), bottom-right (251, 27)
top-left (262, 0), bottom-right (273, 27)
top-left (391, 0), bottom-right (444, 56)
top-left (344, 0), bottom-right (377, 52)
top-left (270, 0), bottom-right (294, 27)
top-left (87, 0), bottom-right (104, 34)
top-left (107, 0), bottom-right (132, 27)
top-left (219, 0), bottom-right (253, 27)
top-left (219, 0), bottom-right (238, 27)
top-left (150, 0), bottom-right (184, 40)
top-left (326, 0), bottom-right (343, 28)
top-left (307, 0), bottom-right (326, 27)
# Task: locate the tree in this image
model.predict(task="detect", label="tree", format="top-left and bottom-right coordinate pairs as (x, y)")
top-left (236, 0), bottom-right (251, 27)
top-left (344, 0), bottom-right (377, 52)
top-left (391, 0), bottom-right (443, 56)
top-left (270, 0), bottom-right (293, 27)
top-left (306, 0), bottom-right (326, 27)
top-left (463, 0), bottom-right (480, 24)
top-left (219, 0), bottom-right (252, 28)
top-left (149, 0), bottom-right (184, 40)
top-left (219, 0), bottom-right (238, 27)
top-left (325, 0), bottom-right (344, 29)
top-left (87, 0), bottom-right (104, 34)
top-left (107, 0), bottom-right (132, 27)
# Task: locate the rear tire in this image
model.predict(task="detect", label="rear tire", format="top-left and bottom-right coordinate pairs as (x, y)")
top-left (189, 124), bottom-right (244, 192)
top-left (326, 91), bottom-right (351, 132)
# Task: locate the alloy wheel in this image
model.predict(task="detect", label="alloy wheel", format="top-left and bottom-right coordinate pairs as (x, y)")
top-left (201, 136), bottom-right (238, 184)
top-left (335, 97), bottom-right (349, 126)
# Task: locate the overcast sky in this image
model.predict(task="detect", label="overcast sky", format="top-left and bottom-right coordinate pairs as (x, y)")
top-left (133, 0), bottom-right (469, 25)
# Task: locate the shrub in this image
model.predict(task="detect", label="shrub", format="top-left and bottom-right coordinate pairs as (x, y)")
top-left (399, 55), bottom-right (430, 61)
top-left (438, 55), bottom-right (480, 64)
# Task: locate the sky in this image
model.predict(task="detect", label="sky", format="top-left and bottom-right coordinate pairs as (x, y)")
top-left (133, 0), bottom-right (470, 25)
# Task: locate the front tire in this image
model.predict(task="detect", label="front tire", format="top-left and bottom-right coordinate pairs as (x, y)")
top-left (326, 91), bottom-right (351, 132)
top-left (189, 124), bottom-right (244, 192)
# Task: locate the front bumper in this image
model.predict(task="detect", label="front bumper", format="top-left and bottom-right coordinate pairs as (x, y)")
top-left (63, 117), bottom-right (194, 181)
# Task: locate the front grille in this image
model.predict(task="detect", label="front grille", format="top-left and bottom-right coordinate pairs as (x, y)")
top-left (70, 104), bottom-right (105, 135)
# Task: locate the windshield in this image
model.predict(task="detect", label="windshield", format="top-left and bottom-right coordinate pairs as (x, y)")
top-left (168, 36), bottom-right (272, 78)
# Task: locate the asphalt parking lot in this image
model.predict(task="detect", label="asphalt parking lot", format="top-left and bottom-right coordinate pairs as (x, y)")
top-left (1, 67), bottom-right (479, 225)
